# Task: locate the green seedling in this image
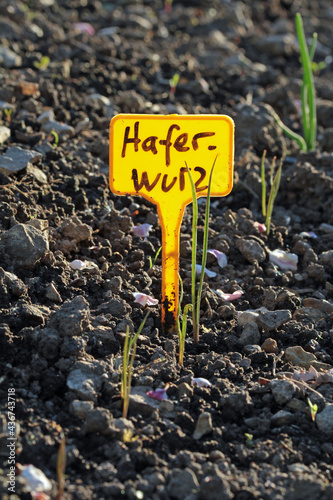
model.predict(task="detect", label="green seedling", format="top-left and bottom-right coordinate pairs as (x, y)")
top-left (4, 108), bottom-right (13, 123)
top-left (186, 156), bottom-right (217, 344)
top-left (56, 436), bottom-right (66, 500)
top-left (148, 246), bottom-right (162, 269)
top-left (164, 0), bottom-right (173, 14)
top-left (244, 433), bottom-right (254, 447)
top-left (177, 274), bottom-right (192, 366)
top-left (50, 130), bottom-right (60, 148)
top-left (307, 398), bottom-right (318, 421)
top-left (121, 310), bottom-right (150, 418)
top-left (169, 73), bottom-right (180, 95)
top-left (34, 55), bottom-right (50, 70)
top-left (260, 150), bottom-right (283, 235)
top-left (273, 13), bottom-right (317, 151)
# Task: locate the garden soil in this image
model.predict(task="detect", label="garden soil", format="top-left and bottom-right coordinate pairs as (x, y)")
top-left (0, 0), bottom-right (333, 499)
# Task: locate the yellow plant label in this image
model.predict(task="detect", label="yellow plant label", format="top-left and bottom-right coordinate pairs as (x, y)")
top-left (110, 114), bottom-right (234, 332)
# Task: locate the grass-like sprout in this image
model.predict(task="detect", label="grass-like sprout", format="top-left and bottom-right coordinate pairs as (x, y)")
top-left (148, 246), bottom-right (162, 269)
top-left (177, 274), bottom-right (192, 366)
top-left (4, 108), bottom-right (13, 123)
top-left (307, 398), bottom-right (318, 422)
top-left (121, 310), bottom-right (150, 418)
top-left (261, 151), bottom-right (283, 235)
top-left (273, 13), bottom-right (317, 151)
top-left (186, 156), bottom-right (217, 344)
top-left (56, 436), bottom-right (66, 500)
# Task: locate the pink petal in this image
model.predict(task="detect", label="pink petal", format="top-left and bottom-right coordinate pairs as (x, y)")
top-left (132, 224), bottom-right (152, 237)
top-left (74, 23), bottom-right (95, 35)
top-left (192, 377), bottom-right (212, 387)
top-left (268, 249), bottom-right (298, 271)
top-left (133, 292), bottom-right (158, 306)
top-left (147, 388), bottom-right (168, 401)
top-left (207, 249), bottom-right (228, 268)
top-left (254, 222), bottom-right (266, 233)
top-left (215, 289), bottom-right (244, 301)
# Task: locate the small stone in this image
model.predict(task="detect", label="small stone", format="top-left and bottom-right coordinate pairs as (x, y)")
top-left (178, 382), bottom-right (193, 398)
top-left (199, 470), bottom-right (233, 500)
top-left (285, 346), bottom-right (317, 369)
top-left (257, 309), bottom-right (292, 331)
top-left (45, 283), bottom-right (62, 303)
top-left (219, 391), bottom-right (252, 416)
top-left (0, 45), bottom-right (22, 67)
top-left (41, 119), bottom-right (75, 137)
top-left (316, 405), bottom-right (333, 434)
top-left (160, 400), bottom-right (174, 413)
top-left (37, 109), bottom-right (55, 124)
top-left (239, 323), bottom-right (261, 346)
top-left (319, 250), bottom-right (333, 268)
top-left (0, 146), bottom-right (42, 174)
top-left (270, 410), bottom-right (294, 426)
top-left (129, 386), bottom-right (161, 417)
top-left (167, 468), bottom-right (199, 500)
top-left (270, 379), bottom-right (297, 405)
top-left (238, 310), bottom-right (262, 326)
top-left (0, 126), bottom-right (10, 144)
top-left (303, 298), bottom-right (333, 315)
top-left (236, 238), bottom-right (266, 263)
top-left (67, 362), bottom-right (103, 402)
top-left (49, 296), bottom-right (90, 336)
top-left (261, 338), bottom-right (278, 353)
top-left (1, 268), bottom-right (27, 297)
top-left (82, 408), bottom-right (113, 434)
top-left (319, 223), bottom-right (333, 233)
top-left (0, 223), bottom-right (48, 268)
top-left (85, 93), bottom-right (112, 107)
top-left (243, 344), bottom-right (261, 355)
top-left (70, 400), bottom-right (94, 419)
top-left (193, 412), bottom-right (213, 440)
top-left (256, 33), bottom-right (296, 56)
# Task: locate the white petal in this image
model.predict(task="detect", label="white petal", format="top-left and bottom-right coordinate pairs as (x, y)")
top-left (268, 249), bottom-right (298, 271)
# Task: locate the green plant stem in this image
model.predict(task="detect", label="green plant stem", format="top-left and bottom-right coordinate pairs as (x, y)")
top-left (195, 156), bottom-right (217, 338)
top-left (186, 162), bottom-right (199, 343)
top-left (261, 150), bottom-right (267, 217)
top-left (296, 12), bottom-right (317, 151)
top-left (272, 110), bottom-right (307, 151)
top-left (266, 157), bottom-right (283, 235)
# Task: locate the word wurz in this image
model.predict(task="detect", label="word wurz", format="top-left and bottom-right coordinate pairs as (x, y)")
top-left (132, 166), bottom-right (208, 193)
top-left (121, 121), bottom-right (217, 166)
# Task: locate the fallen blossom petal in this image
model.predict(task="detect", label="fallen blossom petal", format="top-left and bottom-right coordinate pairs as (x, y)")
top-left (69, 259), bottom-right (86, 270)
top-left (207, 249), bottom-right (228, 268)
top-left (19, 464), bottom-right (52, 493)
top-left (194, 265), bottom-right (217, 278)
top-left (254, 222), bottom-right (266, 233)
top-left (147, 387), bottom-right (168, 401)
top-left (268, 249), bottom-right (298, 271)
top-left (300, 231), bottom-right (317, 239)
top-left (193, 378), bottom-right (212, 387)
top-left (74, 23), bottom-right (95, 35)
top-left (133, 292), bottom-right (158, 306)
top-left (132, 224), bottom-right (152, 237)
top-left (292, 365), bottom-right (318, 383)
top-left (215, 289), bottom-right (244, 301)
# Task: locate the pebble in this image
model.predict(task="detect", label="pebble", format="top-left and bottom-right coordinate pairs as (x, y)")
top-left (0, 223), bottom-right (48, 268)
top-left (270, 410), bottom-right (294, 426)
top-left (128, 386), bottom-right (161, 417)
top-left (0, 45), bottom-right (22, 67)
top-left (0, 268), bottom-right (27, 297)
top-left (316, 404), bottom-right (333, 434)
top-left (41, 119), bottom-right (75, 137)
top-left (37, 109), bottom-right (55, 124)
top-left (82, 407), bottom-right (113, 434)
top-left (303, 297), bottom-right (333, 315)
top-left (235, 238), bottom-right (266, 263)
top-left (256, 33), bottom-right (296, 56)
top-left (285, 346), bottom-right (317, 369)
top-left (70, 400), bottom-right (94, 420)
top-left (239, 323), bottom-right (261, 346)
top-left (199, 470), bottom-right (233, 500)
top-left (67, 362), bottom-right (103, 402)
top-left (193, 412), bottom-right (213, 440)
top-left (261, 337), bottom-right (278, 353)
top-left (270, 379), bottom-right (297, 405)
top-left (257, 309), bottom-right (292, 331)
top-left (319, 250), bottom-right (333, 268)
top-left (48, 295), bottom-right (90, 336)
top-left (319, 223), bottom-right (333, 233)
top-left (45, 283), bottom-right (62, 303)
top-left (0, 126), bottom-right (10, 144)
top-left (0, 146), bottom-right (42, 174)
top-left (178, 382), bottom-right (193, 398)
top-left (167, 468), bottom-right (199, 500)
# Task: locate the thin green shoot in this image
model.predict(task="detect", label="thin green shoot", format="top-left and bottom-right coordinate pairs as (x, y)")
top-left (148, 246), bottom-right (162, 269)
top-left (273, 13), bottom-right (317, 151)
top-left (56, 436), bottom-right (66, 500)
top-left (307, 398), bottom-right (318, 422)
top-left (260, 150), bottom-right (267, 217)
top-left (177, 273), bottom-right (192, 366)
top-left (4, 108), bottom-right (13, 123)
top-left (169, 73), bottom-right (180, 95)
top-left (261, 154), bottom-right (283, 235)
top-left (186, 155), bottom-right (217, 344)
top-left (244, 433), bottom-right (253, 447)
top-left (121, 310), bottom-right (150, 418)
top-left (51, 130), bottom-right (60, 148)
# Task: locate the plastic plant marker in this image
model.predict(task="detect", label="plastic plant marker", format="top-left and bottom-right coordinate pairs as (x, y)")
top-left (109, 114), bottom-right (234, 332)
